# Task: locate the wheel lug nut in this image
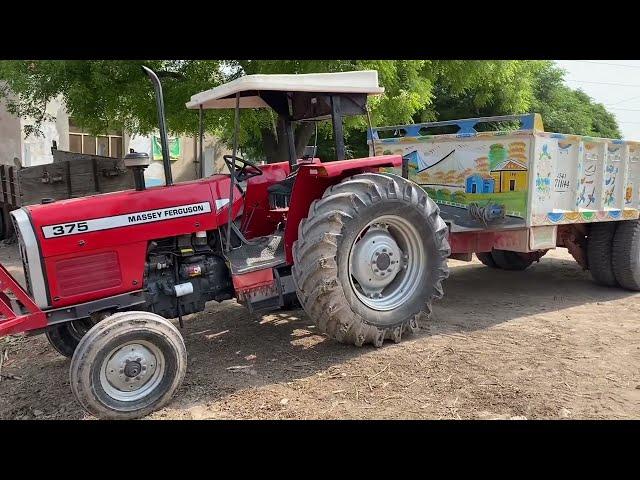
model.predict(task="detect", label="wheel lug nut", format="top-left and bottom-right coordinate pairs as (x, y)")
top-left (388, 252), bottom-right (393, 256)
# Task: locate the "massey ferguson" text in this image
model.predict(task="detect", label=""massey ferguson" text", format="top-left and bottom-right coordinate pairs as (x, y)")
top-left (42, 201), bottom-right (212, 238)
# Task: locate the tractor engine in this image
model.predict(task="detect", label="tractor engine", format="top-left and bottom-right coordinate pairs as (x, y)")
top-left (143, 233), bottom-right (234, 319)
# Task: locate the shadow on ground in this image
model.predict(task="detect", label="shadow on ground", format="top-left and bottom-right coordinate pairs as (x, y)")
top-left (0, 254), bottom-right (635, 419)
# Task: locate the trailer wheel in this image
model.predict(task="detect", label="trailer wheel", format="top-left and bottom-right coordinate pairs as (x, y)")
top-left (476, 252), bottom-right (498, 268)
top-left (587, 222), bottom-right (618, 287)
top-left (70, 311), bottom-right (186, 420)
top-left (45, 319), bottom-right (98, 358)
top-left (490, 249), bottom-right (535, 271)
top-left (292, 173), bottom-right (450, 347)
top-left (611, 219), bottom-right (640, 291)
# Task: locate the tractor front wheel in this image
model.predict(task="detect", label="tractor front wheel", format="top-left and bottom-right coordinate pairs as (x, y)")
top-left (292, 173), bottom-right (450, 347)
top-left (70, 311), bottom-right (186, 420)
top-left (46, 318), bottom-right (99, 358)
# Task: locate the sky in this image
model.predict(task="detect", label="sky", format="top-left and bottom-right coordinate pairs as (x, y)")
top-left (555, 60), bottom-right (640, 141)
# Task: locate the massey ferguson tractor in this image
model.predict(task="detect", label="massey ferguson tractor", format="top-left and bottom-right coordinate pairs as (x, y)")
top-left (0, 68), bottom-right (450, 419)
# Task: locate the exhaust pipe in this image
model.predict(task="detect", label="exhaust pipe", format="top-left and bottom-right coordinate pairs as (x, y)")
top-left (142, 66), bottom-right (173, 186)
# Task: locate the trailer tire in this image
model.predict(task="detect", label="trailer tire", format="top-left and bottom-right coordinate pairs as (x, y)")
top-left (70, 311), bottom-right (186, 420)
top-left (45, 319), bottom-right (98, 358)
top-left (292, 173), bottom-right (450, 347)
top-left (490, 249), bottom-right (535, 271)
top-left (587, 222), bottom-right (618, 287)
top-left (476, 252), bottom-right (498, 268)
top-left (611, 219), bottom-right (640, 291)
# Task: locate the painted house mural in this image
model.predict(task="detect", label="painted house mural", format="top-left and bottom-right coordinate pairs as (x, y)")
top-left (389, 136), bottom-right (530, 230)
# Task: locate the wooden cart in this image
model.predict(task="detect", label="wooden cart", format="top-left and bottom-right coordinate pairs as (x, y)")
top-left (0, 143), bottom-right (133, 239)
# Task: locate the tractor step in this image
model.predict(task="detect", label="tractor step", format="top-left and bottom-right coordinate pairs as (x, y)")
top-left (225, 233), bottom-right (286, 275)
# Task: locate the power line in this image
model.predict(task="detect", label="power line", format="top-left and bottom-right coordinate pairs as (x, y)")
top-left (570, 60), bottom-right (640, 69)
top-left (607, 94), bottom-right (640, 106)
top-left (565, 78), bottom-right (640, 87)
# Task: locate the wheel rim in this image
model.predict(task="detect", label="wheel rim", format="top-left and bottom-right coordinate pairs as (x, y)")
top-left (100, 341), bottom-right (165, 402)
top-left (348, 215), bottom-right (425, 311)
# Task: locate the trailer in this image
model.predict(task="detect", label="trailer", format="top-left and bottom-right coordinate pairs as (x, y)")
top-left (0, 145), bottom-right (134, 240)
top-left (369, 114), bottom-right (640, 286)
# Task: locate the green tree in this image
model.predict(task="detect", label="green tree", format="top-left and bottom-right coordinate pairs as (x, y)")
top-left (432, 61), bottom-right (620, 138)
top-left (0, 60), bottom-right (621, 166)
top-left (529, 63), bottom-right (620, 138)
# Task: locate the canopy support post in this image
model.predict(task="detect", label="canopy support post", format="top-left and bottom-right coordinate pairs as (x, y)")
top-left (226, 93), bottom-right (240, 252)
top-left (331, 95), bottom-right (346, 161)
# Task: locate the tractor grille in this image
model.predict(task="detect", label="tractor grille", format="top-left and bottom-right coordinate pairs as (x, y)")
top-left (55, 251), bottom-right (122, 297)
top-left (11, 213), bottom-right (33, 297)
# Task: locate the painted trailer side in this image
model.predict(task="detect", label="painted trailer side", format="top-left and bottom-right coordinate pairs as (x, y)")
top-left (369, 114), bottom-right (640, 254)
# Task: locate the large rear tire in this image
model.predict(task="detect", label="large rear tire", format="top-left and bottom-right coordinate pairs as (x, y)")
top-left (292, 173), bottom-right (450, 347)
top-left (587, 222), bottom-right (618, 287)
top-left (611, 219), bottom-right (640, 291)
top-left (70, 311), bottom-right (186, 420)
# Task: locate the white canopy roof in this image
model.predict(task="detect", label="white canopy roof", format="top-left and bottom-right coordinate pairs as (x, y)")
top-left (185, 70), bottom-right (384, 110)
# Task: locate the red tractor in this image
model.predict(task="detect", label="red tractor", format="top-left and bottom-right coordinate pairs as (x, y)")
top-left (0, 67), bottom-right (449, 419)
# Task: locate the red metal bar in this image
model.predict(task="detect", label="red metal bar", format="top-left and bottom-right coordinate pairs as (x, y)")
top-left (0, 264), bottom-right (47, 336)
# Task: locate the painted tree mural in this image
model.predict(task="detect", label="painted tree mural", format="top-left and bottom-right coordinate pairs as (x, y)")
top-left (488, 144), bottom-right (507, 170)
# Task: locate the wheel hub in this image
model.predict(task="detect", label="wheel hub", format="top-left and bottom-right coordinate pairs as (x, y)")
top-left (348, 215), bottom-right (426, 312)
top-left (124, 360), bottom-right (142, 378)
top-left (104, 343), bottom-right (158, 395)
top-left (350, 225), bottom-right (403, 297)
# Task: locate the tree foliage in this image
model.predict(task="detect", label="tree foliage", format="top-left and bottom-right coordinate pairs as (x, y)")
top-left (0, 60), bottom-right (622, 164)
top-left (433, 61), bottom-right (621, 139)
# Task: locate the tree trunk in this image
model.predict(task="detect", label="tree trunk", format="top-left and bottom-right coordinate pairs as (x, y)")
top-left (261, 117), bottom-right (317, 164)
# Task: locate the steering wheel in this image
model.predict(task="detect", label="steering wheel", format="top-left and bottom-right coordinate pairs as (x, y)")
top-left (223, 154), bottom-right (263, 182)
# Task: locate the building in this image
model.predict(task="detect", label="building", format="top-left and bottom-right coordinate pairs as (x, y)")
top-left (465, 173), bottom-right (495, 194)
top-left (490, 159), bottom-right (528, 193)
top-left (0, 91), bottom-right (230, 184)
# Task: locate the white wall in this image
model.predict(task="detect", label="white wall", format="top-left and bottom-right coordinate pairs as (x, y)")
top-left (0, 95), bottom-right (22, 166)
top-left (20, 96), bottom-right (68, 167)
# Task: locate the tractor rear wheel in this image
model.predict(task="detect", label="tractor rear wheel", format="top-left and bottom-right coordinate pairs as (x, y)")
top-left (70, 311), bottom-right (186, 420)
top-left (292, 173), bottom-right (450, 347)
top-left (611, 219), bottom-right (640, 291)
top-left (46, 318), bottom-right (99, 358)
top-left (587, 222), bottom-right (618, 287)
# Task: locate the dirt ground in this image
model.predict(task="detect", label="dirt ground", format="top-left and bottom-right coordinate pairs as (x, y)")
top-left (0, 242), bottom-right (639, 420)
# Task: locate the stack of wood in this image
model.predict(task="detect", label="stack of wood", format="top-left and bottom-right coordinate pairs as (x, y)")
top-left (0, 143), bottom-right (134, 240)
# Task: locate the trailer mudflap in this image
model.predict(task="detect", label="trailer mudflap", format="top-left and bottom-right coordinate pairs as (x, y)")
top-left (0, 264), bottom-right (46, 336)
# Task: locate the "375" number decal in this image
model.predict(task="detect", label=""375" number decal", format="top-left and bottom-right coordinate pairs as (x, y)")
top-left (50, 222), bottom-right (89, 236)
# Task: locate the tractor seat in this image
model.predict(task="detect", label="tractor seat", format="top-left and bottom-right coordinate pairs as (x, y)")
top-left (267, 174), bottom-right (296, 209)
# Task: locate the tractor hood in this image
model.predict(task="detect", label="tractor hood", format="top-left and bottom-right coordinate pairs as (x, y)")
top-left (24, 175), bottom-right (243, 258)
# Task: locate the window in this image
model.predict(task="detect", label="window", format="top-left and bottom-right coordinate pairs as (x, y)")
top-left (68, 119), bottom-right (123, 158)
